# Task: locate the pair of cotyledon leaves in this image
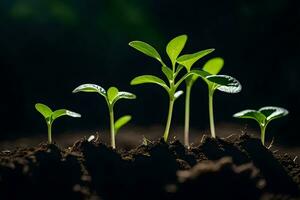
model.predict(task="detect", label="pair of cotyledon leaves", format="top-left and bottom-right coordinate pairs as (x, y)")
top-left (233, 106), bottom-right (289, 127)
top-left (72, 84), bottom-right (136, 106)
top-left (72, 84), bottom-right (135, 135)
top-left (129, 35), bottom-right (241, 94)
top-left (35, 103), bottom-right (81, 125)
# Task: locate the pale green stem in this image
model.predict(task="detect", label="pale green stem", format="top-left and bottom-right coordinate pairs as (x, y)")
top-left (109, 107), bottom-right (116, 149)
top-left (184, 83), bottom-right (192, 147)
top-left (163, 98), bottom-right (175, 142)
top-left (47, 122), bottom-right (52, 144)
top-left (260, 125), bottom-right (266, 146)
top-left (208, 90), bottom-right (216, 138)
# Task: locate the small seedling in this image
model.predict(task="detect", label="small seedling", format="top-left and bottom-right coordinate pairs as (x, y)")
top-left (192, 64), bottom-right (242, 138)
top-left (35, 103), bottom-right (81, 144)
top-left (233, 106), bottom-right (289, 145)
top-left (177, 55), bottom-right (223, 146)
top-left (129, 35), bottom-right (213, 142)
top-left (72, 84), bottom-right (135, 149)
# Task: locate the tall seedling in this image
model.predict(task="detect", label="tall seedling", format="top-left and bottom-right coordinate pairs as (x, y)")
top-left (177, 55), bottom-right (223, 146)
top-left (129, 35), bottom-right (211, 142)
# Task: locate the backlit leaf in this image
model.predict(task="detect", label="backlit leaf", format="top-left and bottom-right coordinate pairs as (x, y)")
top-left (113, 91), bottom-right (136, 104)
top-left (166, 35), bottom-right (187, 67)
top-left (259, 106), bottom-right (289, 121)
top-left (107, 87), bottom-right (119, 104)
top-left (52, 109), bottom-right (81, 121)
top-left (35, 103), bottom-right (53, 119)
top-left (131, 75), bottom-right (169, 91)
top-left (207, 75), bottom-right (242, 93)
top-left (129, 41), bottom-right (163, 64)
top-left (72, 84), bottom-right (106, 97)
top-left (233, 109), bottom-right (266, 125)
top-left (177, 49), bottom-right (215, 71)
top-left (203, 57), bottom-right (224, 75)
top-left (114, 115), bottom-right (132, 135)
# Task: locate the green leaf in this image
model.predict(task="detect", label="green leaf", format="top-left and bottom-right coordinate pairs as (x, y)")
top-left (259, 106), bottom-right (289, 121)
top-left (233, 109), bottom-right (266, 125)
top-left (206, 75), bottom-right (242, 93)
top-left (177, 48), bottom-right (215, 71)
top-left (35, 103), bottom-right (53, 119)
top-left (129, 41), bottom-right (163, 64)
top-left (113, 91), bottom-right (136, 105)
top-left (107, 87), bottom-right (119, 104)
top-left (174, 90), bottom-right (184, 100)
top-left (52, 109), bottom-right (81, 121)
top-left (117, 92), bottom-right (136, 99)
top-left (161, 65), bottom-right (173, 80)
top-left (203, 57), bottom-right (224, 75)
top-left (166, 35), bottom-right (187, 67)
top-left (114, 115), bottom-right (132, 135)
top-left (131, 75), bottom-right (169, 91)
top-left (72, 84), bottom-right (106, 97)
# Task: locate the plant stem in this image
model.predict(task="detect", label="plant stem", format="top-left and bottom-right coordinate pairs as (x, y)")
top-left (184, 83), bottom-right (192, 147)
top-left (109, 107), bottom-right (116, 149)
top-left (208, 90), bottom-right (216, 138)
top-left (260, 125), bottom-right (266, 146)
top-left (47, 123), bottom-right (52, 144)
top-left (163, 98), bottom-right (175, 142)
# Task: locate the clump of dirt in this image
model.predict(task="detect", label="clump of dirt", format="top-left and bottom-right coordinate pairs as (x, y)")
top-left (0, 143), bottom-right (86, 200)
top-left (0, 133), bottom-right (299, 200)
top-left (173, 157), bottom-right (265, 200)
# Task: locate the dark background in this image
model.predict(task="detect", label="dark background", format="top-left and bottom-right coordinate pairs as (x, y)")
top-left (0, 0), bottom-right (299, 145)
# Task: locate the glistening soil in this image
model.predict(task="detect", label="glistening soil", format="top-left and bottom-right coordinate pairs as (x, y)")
top-left (0, 133), bottom-right (299, 200)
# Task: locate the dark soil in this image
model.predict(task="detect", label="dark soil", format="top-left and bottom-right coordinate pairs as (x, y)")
top-left (0, 133), bottom-right (299, 200)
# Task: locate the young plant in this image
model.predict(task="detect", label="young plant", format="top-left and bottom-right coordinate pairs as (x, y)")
top-left (196, 69), bottom-right (242, 138)
top-left (129, 35), bottom-right (212, 142)
top-left (233, 106), bottom-right (289, 145)
top-left (35, 103), bottom-right (81, 144)
top-left (72, 84), bottom-right (136, 149)
top-left (177, 55), bottom-right (223, 146)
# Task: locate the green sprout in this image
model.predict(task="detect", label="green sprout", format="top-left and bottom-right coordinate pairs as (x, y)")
top-left (233, 106), bottom-right (289, 145)
top-left (201, 74), bottom-right (242, 138)
top-left (177, 55), bottom-right (223, 146)
top-left (129, 35), bottom-right (212, 142)
top-left (35, 103), bottom-right (81, 144)
top-left (72, 84), bottom-right (135, 149)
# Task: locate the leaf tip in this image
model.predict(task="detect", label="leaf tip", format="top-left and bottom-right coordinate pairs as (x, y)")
top-left (128, 41), bottom-right (136, 47)
top-left (66, 110), bottom-right (81, 118)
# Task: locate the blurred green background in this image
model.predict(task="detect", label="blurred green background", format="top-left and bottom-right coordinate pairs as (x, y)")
top-left (0, 0), bottom-right (299, 145)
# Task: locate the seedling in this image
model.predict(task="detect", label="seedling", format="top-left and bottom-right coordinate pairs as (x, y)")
top-left (233, 106), bottom-right (289, 145)
top-left (72, 84), bottom-right (135, 149)
top-left (129, 35), bottom-right (212, 142)
top-left (177, 55), bottom-right (223, 146)
top-left (35, 103), bottom-right (81, 144)
top-left (201, 74), bottom-right (242, 138)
